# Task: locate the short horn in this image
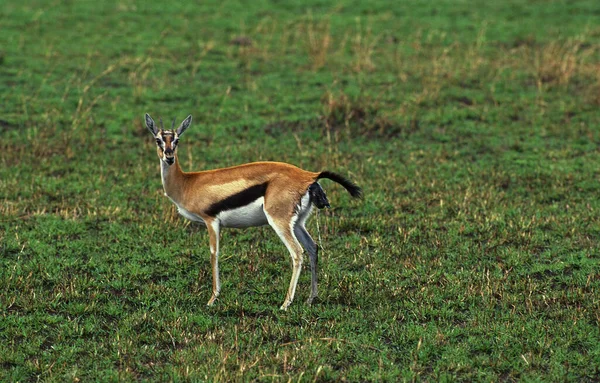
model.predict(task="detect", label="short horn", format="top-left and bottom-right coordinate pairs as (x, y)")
top-left (160, 118), bottom-right (164, 130)
top-left (171, 117), bottom-right (176, 130)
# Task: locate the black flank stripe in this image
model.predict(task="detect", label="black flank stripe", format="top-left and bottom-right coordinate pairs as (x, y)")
top-left (206, 183), bottom-right (268, 217)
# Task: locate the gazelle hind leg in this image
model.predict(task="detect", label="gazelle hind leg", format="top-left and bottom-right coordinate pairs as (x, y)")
top-left (294, 225), bottom-right (318, 304)
top-left (206, 220), bottom-right (221, 306)
top-left (264, 211), bottom-right (304, 310)
top-left (294, 198), bottom-right (318, 304)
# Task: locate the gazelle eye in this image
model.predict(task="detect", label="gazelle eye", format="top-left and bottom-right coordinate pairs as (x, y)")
top-left (156, 139), bottom-right (161, 145)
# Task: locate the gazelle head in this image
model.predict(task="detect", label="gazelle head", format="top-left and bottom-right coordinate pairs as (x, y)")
top-left (145, 114), bottom-right (192, 166)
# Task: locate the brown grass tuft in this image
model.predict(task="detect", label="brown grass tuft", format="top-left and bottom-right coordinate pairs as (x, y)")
top-left (302, 14), bottom-right (332, 70)
top-left (532, 37), bottom-right (593, 86)
top-left (351, 19), bottom-right (380, 73)
top-left (320, 89), bottom-right (401, 139)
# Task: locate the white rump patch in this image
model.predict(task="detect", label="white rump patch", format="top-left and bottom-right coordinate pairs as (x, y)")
top-left (296, 191), bottom-right (313, 226)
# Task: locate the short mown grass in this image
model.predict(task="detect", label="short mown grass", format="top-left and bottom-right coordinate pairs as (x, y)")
top-left (1, 0), bottom-right (600, 381)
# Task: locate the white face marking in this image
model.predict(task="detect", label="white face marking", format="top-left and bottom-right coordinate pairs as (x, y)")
top-left (217, 197), bottom-right (269, 228)
top-left (155, 130), bottom-right (178, 164)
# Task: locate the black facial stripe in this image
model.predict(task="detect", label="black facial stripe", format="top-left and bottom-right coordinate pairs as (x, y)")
top-left (206, 183), bottom-right (268, 217)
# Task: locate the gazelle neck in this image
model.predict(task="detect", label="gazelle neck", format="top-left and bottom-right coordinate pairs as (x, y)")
top-left (160, 154), bottom-right (185, 201)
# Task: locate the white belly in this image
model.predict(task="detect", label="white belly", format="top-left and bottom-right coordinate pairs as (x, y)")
top-left (217, 197), bottom-right (269, 228)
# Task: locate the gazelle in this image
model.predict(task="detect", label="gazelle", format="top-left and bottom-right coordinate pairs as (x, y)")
top-left (145, 113), bottom-right (362, 310)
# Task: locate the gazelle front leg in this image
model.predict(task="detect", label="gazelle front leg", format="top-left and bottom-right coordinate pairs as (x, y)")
top-left (206, 219), bottom-right (221, 306)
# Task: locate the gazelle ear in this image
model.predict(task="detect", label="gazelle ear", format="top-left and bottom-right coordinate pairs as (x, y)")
top-left (145, 113), bottom-right (158, 135)
top-left (176, 115), bottom-right (192, 136)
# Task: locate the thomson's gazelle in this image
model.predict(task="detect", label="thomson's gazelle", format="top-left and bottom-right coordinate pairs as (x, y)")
top-left (145, 114), bottom-right (362, 310)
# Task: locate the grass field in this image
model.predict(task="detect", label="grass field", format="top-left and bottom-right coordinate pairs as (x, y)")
top-left (1, 0), bottom-right (600, 381)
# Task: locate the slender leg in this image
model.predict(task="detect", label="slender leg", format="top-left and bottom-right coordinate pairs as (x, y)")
top-left (295, 225), bottom-right (318, 304)
top-left (206, 219), bottom-right (221, 306)
top-left (264, 211), bottom-right (304, 310)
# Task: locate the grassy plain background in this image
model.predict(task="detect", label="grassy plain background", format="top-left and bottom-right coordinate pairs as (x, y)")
top-left (1, 0), bottom-right (600, 381)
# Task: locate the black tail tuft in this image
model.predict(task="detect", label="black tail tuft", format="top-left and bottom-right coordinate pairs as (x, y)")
top-left (317, 171), bottom-right (362, 198)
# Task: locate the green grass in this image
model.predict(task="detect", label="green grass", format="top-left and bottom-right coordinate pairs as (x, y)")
top-left (2, 0), bottom-right (600, 381)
